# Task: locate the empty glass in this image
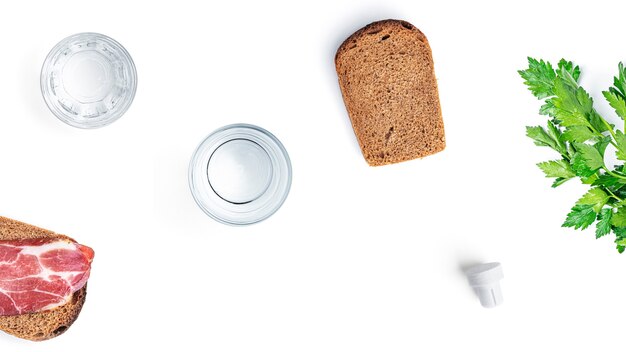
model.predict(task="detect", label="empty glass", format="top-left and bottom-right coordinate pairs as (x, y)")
top-left (189, 124), bottom-right (292, 226)
top-left (40, 33), bottom-right (137, 128)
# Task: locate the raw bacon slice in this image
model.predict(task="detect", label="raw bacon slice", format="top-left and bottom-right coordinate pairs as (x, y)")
top-left (0, 238), bottom-right (94, 316)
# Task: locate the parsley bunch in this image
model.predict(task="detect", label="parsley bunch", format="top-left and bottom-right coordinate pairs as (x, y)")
top-left (519, 58), bottom-right (626, 253)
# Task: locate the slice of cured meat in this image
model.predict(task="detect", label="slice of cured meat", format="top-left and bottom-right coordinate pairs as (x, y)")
top-left (0, 238), bottom-right (94, 316)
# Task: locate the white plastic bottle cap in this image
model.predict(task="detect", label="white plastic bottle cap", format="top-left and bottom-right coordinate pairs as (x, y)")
top-left (465, 262), bottom-right (504, 308)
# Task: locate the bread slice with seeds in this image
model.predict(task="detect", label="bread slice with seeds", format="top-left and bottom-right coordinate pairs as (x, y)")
top-left (0, 216), bottom-right (87, 341)
top-left (335, 19), bottom-right (445, 166)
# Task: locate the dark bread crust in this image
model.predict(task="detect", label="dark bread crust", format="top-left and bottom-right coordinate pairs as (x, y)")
top-left (335, 20), bottom-right (427, 61)
top-left (0, 216), bottom-right (87, 341)
top-left (335, 19), bottom-right (445, 166)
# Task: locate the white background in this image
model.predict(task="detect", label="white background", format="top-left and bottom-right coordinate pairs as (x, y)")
top-left (1, 0), bottom-right (625, 351)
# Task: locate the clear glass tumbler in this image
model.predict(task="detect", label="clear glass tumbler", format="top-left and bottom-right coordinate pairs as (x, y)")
top-left (40, 33), bottom-right (137, 128)
top-left (189, 124), bottom-right (292, 226)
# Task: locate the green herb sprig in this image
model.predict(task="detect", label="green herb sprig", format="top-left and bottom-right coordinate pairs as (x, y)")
top-left (519, 58), bottom-right (626, 253)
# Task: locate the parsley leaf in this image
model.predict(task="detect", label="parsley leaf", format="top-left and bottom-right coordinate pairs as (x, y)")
top-left (611, 62), bottom-right (626, 98)
top-left (593, 174), bottom-right (626, 187)
top-left (551, 177), bottom-right (570, 188)
top-left (537, 160), bottom-right (575, 179)
top-left (614, 130), bottom-right (626, 161)
top-left (561, 126), bottom-right (595, 143)
top-left (603, 91), bottom-right (626, 120)
top-left (596, 208), bottom-right (612, 238)
top-left (613, 226), bottom-right (626, 237)
top-left (603, 62), bottom-right (626, 120)
top-left (518, 58), bottom-right (556, 99)
top-left (571, 143), bottom-right (604, 177)
top-left (546, 120), bottom-right (568, 155)
top-left (540, 100), bottom-right (557, 117)
top-left (563, 204), bottom-right (597, 230)
top-left (594, 135), bottom-right (612, 155)
top-left (611, 207), bottom-right (626, 227)
top-left (552, 79), bottom-right (591, 128)
top-left (526, 126), bottom-right (559, 150)
top-left (613, 226), bottom-right (626, 253)
top-left (558, 59), bottom-right (581, 82)
top-left (576, 187), bottom-right (608, 212)
top-left (588, 111), bottom-right (610, 133)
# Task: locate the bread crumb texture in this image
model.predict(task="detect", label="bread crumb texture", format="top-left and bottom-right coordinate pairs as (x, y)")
top-left (335, 19), bottom-right (445, 166)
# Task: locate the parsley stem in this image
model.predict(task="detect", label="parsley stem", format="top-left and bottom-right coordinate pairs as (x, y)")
top-left (600, 117), bottom-right (618, 141)
top-left (603, 167), bottom-right (626, 180)
top-left (587, 118), bottom-right (619, 149)
top-left (606, 187), bottom-right (623, 202)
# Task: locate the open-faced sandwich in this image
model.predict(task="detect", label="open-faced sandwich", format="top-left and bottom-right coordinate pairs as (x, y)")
top-left (0, 216), bottom-right (94, 341)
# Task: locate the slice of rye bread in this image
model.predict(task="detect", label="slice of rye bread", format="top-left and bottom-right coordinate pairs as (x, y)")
top-left (0, 216), bottom-right (87, 341)
top-left (335, 19), bottom-right (445, 166)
